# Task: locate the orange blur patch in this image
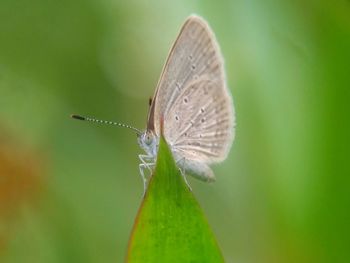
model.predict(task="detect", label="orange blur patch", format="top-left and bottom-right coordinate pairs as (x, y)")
top-left (0, 127), bottom-right (46, 251)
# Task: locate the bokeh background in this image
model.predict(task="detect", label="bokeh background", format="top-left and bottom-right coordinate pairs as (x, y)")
top-left (0, 0), bottom-right (349, 262)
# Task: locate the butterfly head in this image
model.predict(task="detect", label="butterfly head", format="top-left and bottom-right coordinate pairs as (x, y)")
top-left (137, 130), bottom-right (159, 157)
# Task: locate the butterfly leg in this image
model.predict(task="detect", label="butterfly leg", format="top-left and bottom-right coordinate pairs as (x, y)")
top-left (138, 154), bottom-right (155, 197)
top-left (138, 164), bottom-right (148, 197)
top-left (175, 157), bottom-right (193, 191)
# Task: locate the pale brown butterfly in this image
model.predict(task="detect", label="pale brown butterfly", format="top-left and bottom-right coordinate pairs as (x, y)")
top-left (72, 15), bottom-right (235, 194)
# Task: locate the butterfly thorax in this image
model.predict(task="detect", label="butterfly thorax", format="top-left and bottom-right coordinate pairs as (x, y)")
top-left (137, 130), bottom-right (159, 158)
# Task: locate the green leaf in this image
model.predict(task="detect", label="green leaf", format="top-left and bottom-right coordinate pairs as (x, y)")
top-left (126, 136), bottom-right (224, 263)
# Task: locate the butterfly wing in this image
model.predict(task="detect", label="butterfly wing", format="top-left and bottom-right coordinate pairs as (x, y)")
top-left (148, 15), bottom-right (235, 164)
top-left (165, 77), bottom-right (233, 163)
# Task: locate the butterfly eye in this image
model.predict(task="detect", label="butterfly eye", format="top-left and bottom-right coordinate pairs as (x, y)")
top-left (144, 134), bottom-right (153, 145)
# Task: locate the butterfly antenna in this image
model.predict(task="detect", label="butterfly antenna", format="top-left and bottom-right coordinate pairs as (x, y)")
top-left (71, 114), bottom-right (142, 135)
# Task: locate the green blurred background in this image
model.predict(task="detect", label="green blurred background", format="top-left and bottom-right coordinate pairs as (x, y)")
top-left (0, 0), bottom-right (349, 262)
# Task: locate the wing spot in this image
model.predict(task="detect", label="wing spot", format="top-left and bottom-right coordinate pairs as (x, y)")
top-left (200, 108), bottom-right (205, 113)
top-left (191, 64), bottom-right (196, 70)
top-left (175, 115), bottom-right (179, 121)
top-left (183, 97), bottom-right (188, 104)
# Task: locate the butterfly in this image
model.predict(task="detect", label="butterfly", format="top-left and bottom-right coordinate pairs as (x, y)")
top-left (72, 15), bottom-right (235, 194)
